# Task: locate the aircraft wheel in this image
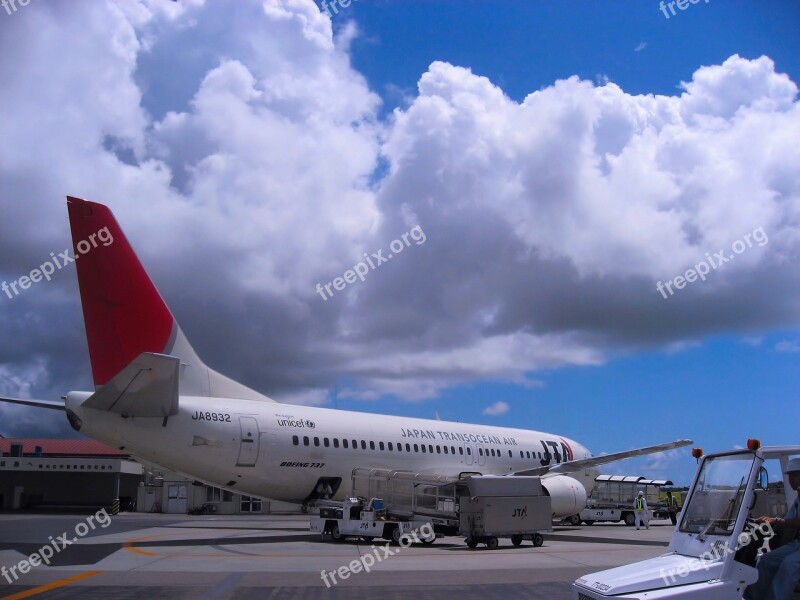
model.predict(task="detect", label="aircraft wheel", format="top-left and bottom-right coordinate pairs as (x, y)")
top-left (510, 534), bottom-right (523, 546)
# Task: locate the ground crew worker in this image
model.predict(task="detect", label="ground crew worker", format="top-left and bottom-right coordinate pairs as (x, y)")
top-left (634, 490), bottom-right (649, 530)
top-left (746, 457), bottom-right (800, 600)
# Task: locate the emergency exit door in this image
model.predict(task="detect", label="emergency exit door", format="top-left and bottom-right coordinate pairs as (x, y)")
top-left (237, 416), bottom-right (260, 467)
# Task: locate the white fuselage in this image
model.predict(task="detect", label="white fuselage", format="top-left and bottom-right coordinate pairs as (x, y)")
top-left (66, 392), bottom-right (593, 505)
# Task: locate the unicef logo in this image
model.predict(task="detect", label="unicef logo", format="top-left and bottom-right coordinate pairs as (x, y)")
top-left (304, 420), bottom-right (316, 429)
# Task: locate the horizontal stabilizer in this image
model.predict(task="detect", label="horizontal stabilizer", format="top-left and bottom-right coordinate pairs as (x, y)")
top-left (511, 439), bottom-right (694, 477)
top-left (0, 397), bottom-right (66, 411)
top-left (82, 352), bottom-right (180, 418)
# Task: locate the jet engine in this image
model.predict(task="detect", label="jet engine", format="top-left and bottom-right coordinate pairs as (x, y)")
top-left (541, 474), bottom-right (588, 518)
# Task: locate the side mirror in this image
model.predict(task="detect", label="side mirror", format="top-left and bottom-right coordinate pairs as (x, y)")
top-left (757, 467), bottom-right (769, 490)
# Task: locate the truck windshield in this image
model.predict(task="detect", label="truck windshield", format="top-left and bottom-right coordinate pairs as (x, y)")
top-left (679, 453), bottom-right (755, 536)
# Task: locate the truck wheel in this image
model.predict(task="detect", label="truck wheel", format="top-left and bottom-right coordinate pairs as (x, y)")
top-left (568, 514), bottom-right (581, 526)
top-left (466, 537), bottom-right (478, 549)
top-left (330, 523), bottom-right (345, 543)
top-left (533, 534), bottom-right (544, 547)
top-left (391, 526), bottom-right (402, 545)
top-left (486, 537), bottom-right (499, 549)
top-left (510, 534), bottom-right (523, 546)
top-left (624, 513), bottom-right (636, 526)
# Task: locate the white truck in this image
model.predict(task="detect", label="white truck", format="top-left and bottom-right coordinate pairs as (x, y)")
top-left (310, 496), bottom-right (435, 544)
top-left (574, 475), bottom-right (679, 526)
top-left (572, 441), bottom-right (799, 599)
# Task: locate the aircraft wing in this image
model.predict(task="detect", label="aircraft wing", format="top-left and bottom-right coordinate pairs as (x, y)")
top-left (0, 397), bottom-right (66, 411)
top-left (509, 439), bottom-right (694, 477)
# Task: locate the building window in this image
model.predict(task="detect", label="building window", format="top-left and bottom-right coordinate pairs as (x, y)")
top-left (292, 435), bottom-right (299, 446)
top-left (206, 487), bottom-right (222, 503)
top-left (223, 490), bottom-right (234, 502)
top-left (240, 496), bottom-right (262, 513)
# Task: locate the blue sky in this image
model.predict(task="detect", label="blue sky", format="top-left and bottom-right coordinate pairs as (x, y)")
top-left (0, 1), bottom-right (798, 486)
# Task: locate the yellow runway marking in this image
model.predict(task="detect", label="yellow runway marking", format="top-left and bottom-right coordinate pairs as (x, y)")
top-left (0, 571), bottom-right (102, 600)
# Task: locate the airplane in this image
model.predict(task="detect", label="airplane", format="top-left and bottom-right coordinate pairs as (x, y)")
top-left (0, 196), bottom-right (691, 517)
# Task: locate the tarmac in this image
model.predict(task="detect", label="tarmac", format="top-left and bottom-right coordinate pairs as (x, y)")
top-left (0, 512), bottom-right (676, 599)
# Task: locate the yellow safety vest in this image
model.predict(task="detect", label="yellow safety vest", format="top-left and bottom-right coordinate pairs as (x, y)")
top-left (635, 498), bottom-right (644, 511)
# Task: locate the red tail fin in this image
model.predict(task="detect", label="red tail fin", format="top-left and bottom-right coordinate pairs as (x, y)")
top-left (67, 196), bottom-right (174, 387)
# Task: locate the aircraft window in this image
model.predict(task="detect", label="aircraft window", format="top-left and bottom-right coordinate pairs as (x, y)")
top-left (427, 445), bottom-right (432, 453)
top-left (324, 438), bottom-right (330, 448)
top-left (361, 440), bottom-right (367, 450)
top-left (303, 436), bottom-right (310, 446)
top-left (343, 439), bottom-right (349, 449)
top-left (478, 448), bottom-right (483, 456)
top-left (314, 437), bottom-right (320, 447)
top-left (436, 445), bottom-right (441, 454)
top-left (406, 443), bottom-right (411, 452)
top-left (421, 445), bottom-right (427, 453)
top-left (459, 447), bottom-right (464, 455)
top-left (292, 435), bottom-right (299, 446)
top-left (538, 452), bottom-right (542, 459)
top-left (370, 441), bottom-right (375, 450)
top-left (333, 438), bottom-right (339, 448)
top-left (508, 450), bottom-right (512, 458)
top-left (414, 444), bottom-right (419, 452)
top-left (379, 442), bottom-right (384, 451)
top-left (353, 439), bottom-right (357, 448)
top-left (451, 446), bottom-right (456, 454)
top-left (443, 446), bottom-right (448, 454)
top-left (526, 451), bottom-right (531, 459)
top-left (388, 442), bottom-right (393, 451)
top-left (467, 447), bottom-right (471, 455)
top-left (519, 451), bottom-right (523, 458)
top-left (397, 443), bottom-right (402, 452)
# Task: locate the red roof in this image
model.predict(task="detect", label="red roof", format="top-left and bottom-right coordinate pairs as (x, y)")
top-left (0, 439), bottom-right (127, 457)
